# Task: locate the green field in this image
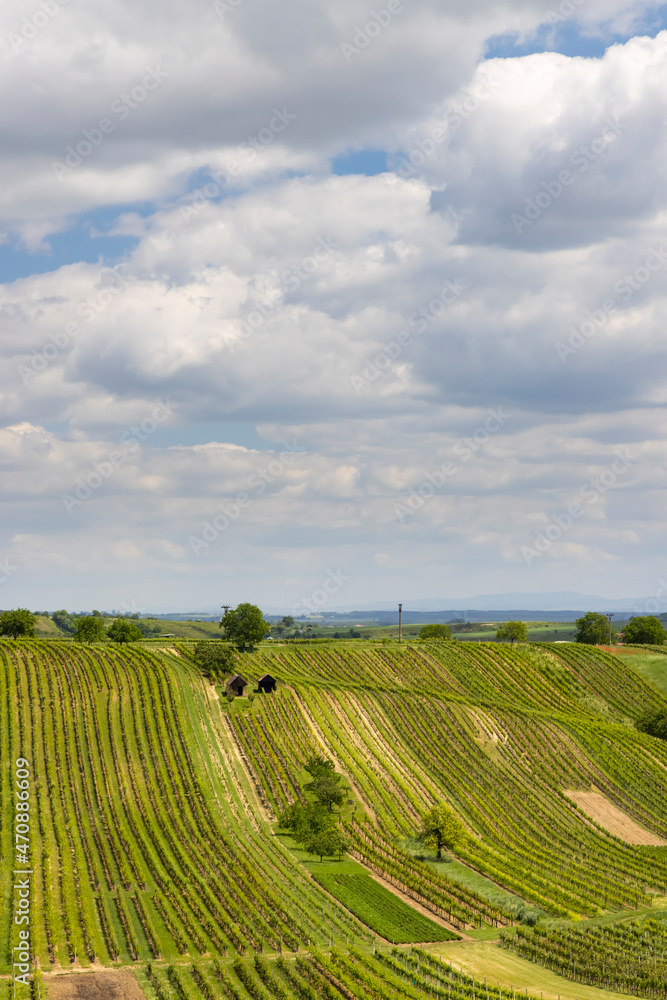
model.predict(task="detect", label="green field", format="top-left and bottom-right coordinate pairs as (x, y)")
top-left (610, 644), bottom-right (667, 697)
top-left (311, 869), bottom-right (458, 943)
top-left (4, 636), bottom-right (667, 1000)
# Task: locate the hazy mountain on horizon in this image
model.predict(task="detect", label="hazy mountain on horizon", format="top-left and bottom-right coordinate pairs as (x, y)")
top-left (146, 591), bottom-right (652, 616)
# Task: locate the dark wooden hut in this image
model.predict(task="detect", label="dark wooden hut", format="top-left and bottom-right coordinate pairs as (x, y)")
top-left (257, 673), bottom-right (277, 694)
top-left (226, 674), bottom-right (247, 697)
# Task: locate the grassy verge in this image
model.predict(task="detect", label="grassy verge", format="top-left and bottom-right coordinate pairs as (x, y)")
top-left (400, 841), bottom-right (535, 917)
top-left (609, 647), bottom-right (667, 697)
top-left (429, 940), bottom-right (631, 1000)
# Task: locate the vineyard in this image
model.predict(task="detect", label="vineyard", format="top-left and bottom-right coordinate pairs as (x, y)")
top-left (500, 917), bottom-right (667, 997)
top-left (145, 946), bottom-right (528, 1000)
top-left (226, 644), bottom-right (667, 922)
top-left (4, 636), bottom-right (667, 1000)
top-left (0, 640), bottom-right (363, 973)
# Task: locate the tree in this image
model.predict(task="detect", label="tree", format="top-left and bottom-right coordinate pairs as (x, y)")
top-left (419, 624), bottom-right (452, 641)
top-left (574, 612), bottom-right (617, 645)
top-left (133, 618), bottom-right (163, 637)
top-left (107, 619), bottom-right (143, 643)
top-left (282, 615), bottom-right (295, 628)
top-left (278, 801), bottom-right (332, 841)
top-left (52, 609), bottom-right (76, 635)
top-left (308, 773), bottom-right (344, 812)
top-left (303, 755), bottom-right (344, 811)
top-left (219, 603), bottom-right (270, 649)
top-left (193, 641), bottom-right (235, 681)
top-left (74, 616), bottom-right (106, 643)
top-left (418, 803), bottom-right (468, 859)
top-left (622, 616), bottom-right (667, 645)
top-left (637, 708), bottom-right (667, 741)
top-left (304, 827), bottom-right (349, 862)
top-left (0, 609), bottom-right (37, 639)
top-left (304, 755), bottom-right (336, 778)
top-left (496, 621), bottom-right (528, 644)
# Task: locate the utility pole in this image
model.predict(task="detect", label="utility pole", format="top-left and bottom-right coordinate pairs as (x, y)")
top-left (606, 612), bottom-right (614, 645)
top-left (398, 603), bottom-right (402, 644)
top-left (221, 605), bottom-right (231, 635)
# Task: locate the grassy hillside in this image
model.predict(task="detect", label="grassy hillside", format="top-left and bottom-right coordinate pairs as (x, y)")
top-left (4, 638), bottom-right (667, 1000)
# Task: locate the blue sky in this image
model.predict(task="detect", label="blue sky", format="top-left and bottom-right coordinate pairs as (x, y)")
top-left (2, 0), bottom-right (667, 611)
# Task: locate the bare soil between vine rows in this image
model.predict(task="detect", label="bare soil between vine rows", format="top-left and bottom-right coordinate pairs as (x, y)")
top-left (564, 788), bottom-right (667, 845)
top-left (46, 971), bottom-right (147, 1000)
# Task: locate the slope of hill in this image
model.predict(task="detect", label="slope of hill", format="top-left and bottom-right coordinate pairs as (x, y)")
top-left (3, 638), bottom-right (667, 1000)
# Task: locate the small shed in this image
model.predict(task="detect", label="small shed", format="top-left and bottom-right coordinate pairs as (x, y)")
top-left (226, 674), bottom-right (247, 697)
top-left (257, 673), bottom-right (277, 694)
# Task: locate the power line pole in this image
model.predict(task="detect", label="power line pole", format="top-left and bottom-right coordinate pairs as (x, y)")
top-left (398, 603), bottom-right (402, 644)
top-left (606, 612), bottom-right (614, 645)
top-left (221, 605), bottom-right (231, 636)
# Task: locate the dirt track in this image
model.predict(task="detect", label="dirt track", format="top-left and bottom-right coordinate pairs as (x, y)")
top-left (47, 971), bottom-right (146, 1000)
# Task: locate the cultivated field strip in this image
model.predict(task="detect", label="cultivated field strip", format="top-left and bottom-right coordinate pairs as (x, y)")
top-left (0, 641), bottom-right (358, 970)
top-left (232, 657), bottom-right (667, 920)
top-left (145, 947), bottom-right (537, 1000)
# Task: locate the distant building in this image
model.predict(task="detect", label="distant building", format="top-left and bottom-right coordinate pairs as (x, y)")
top-left (257, 673), bottom-right (277, 694)
top-left (226, 674), bottom-right (247, 697)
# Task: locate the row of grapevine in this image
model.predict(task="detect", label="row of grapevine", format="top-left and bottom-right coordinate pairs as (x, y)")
top-left (0, 640), bottom-right (360, 972)
top-left (143, 947), bottom-right (550, 1000)
top-left (500, 916), bottom-right (667, 996)
top-left (233, 674), bottom-right (667, 919)
top-left (227, 639), bottom-right (667, 719)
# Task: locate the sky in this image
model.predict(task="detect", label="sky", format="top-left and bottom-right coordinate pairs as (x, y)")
top-left (2, 0), bottom-right (667, 614)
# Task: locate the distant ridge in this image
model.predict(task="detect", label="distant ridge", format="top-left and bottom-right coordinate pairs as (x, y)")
top-left (143, 591), bottom-right (654, 620)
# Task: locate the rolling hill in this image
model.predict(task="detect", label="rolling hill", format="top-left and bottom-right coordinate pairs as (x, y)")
top-left (3, 637), bottom-right (667, 1000)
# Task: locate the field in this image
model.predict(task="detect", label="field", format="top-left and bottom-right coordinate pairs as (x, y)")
top-left (500, 914), bottom-right (667, 996)
top-left (4, 636), bottom-right (667, 1000)
top-left (311, 868), bottom-right (458, 943)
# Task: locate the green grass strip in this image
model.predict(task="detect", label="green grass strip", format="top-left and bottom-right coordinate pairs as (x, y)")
top-left (310, 871), bottom-right (458, 943)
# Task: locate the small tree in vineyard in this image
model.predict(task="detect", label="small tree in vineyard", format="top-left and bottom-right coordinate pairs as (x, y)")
top-left (419, 803), bottom-right (468, 859)
top-left (0, 608), bottom-right (37, 639)
top-left (193, 641), bottom-right (235, 681)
